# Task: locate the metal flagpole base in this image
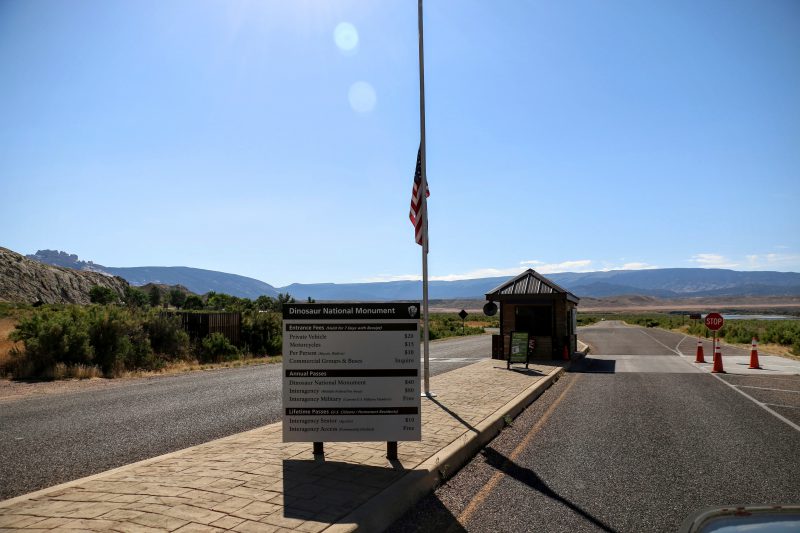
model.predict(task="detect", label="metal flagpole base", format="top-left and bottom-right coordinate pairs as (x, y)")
top-left (421, 391), bottom-right (437, 398)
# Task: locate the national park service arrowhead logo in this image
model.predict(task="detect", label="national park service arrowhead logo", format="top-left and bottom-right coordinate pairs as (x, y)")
top-left (408, 305), bottom-right (418, 318)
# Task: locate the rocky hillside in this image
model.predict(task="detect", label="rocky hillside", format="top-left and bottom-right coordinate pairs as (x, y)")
top-left (0, 247), bottom-right (129, 304)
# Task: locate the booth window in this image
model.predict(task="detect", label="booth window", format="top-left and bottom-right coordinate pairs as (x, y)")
top-left (514, 305), bottom-right (552, 336)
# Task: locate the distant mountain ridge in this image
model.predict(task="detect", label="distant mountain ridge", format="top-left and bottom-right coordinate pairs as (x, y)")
top-left (27, 250), bottom-right (279, 299)
top-left (25, 249), bottom-right (800, 301)
top-left (546, 269), bottom-right (800, 298)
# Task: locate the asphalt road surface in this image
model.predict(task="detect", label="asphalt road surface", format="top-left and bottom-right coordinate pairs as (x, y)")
top-left (0, 334), bottom-right (490, 500)
top-left (389, 322), bottom-right (800, 533)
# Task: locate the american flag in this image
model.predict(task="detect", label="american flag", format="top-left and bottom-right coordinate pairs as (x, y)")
top-left (409, 146), bottom-right (429, 246)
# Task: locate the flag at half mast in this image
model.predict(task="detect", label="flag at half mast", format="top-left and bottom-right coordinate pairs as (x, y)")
top-left (409, 146), bottom-right (430, 246)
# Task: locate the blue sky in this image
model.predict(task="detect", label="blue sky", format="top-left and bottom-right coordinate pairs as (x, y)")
top-left (1, 0), bottom-right (798, 286)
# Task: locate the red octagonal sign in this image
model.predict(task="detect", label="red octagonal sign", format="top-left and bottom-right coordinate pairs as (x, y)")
top-left (705, 312), bottom-right (724, 331)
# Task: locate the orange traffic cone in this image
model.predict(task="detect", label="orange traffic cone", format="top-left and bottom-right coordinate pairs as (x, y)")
top-left (749, 337), bottom-right (761, 369)
top-left (562, 345), bottom-right (570, 361)
top-left (711, 343), bottom-right (725, 373)
top-left (695, 338), bottom-right (705, 363)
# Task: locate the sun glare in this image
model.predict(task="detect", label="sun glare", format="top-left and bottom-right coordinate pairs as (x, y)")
top-left (334, 22), bottom-right (359, 53)
top-left (348, 81), bottom-right (376, 113)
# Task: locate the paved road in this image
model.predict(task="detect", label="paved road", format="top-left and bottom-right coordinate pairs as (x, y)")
top-left (0, 334), bottom-right (490, 501)
top-left (390, 322), bottom-right (800, 533)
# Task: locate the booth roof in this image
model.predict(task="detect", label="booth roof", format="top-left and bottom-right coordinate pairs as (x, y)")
top-left (485, 269), bottom-right (580, 304)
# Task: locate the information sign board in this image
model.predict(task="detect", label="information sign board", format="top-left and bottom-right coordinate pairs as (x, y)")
top-left (282, 303), bottom-right (421, 443)
top-left (509, 331), bottom-right (529, 363)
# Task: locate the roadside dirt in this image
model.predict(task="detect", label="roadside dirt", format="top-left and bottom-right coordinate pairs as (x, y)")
top-left (0, 356), bottom-right (282, 403)
top-left (0, 377), bottom-right (125, 403)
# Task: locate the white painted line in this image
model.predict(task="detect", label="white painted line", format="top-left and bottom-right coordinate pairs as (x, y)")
top-left (425, 358), bottom-right (483, 363)
top-left (736, 385), bottom-right (800, 394)
top-left (711, 373), bottom-right (800, 433)
top-left (637, 329), bottom-right (682, 355)
top-left (592, 354), bottom-right (691, 358)
top-left (674, 335), bottom-right (693, 356)
top-left (764, 403), bottom-right (800, 410)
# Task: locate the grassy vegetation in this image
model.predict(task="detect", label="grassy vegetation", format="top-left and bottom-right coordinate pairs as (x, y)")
top-left (1, 298), bottom-right (495, 381)
top-left (0, 302), bottom-right (32, 320)
top-left (427, 312), bottom-right (495, 340)
top-left (578, 312), bottom-right (800, 356)
top-left (2, 303), bottom-right (283, 380)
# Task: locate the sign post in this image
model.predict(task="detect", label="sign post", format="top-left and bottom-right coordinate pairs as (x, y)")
top-left (282, 303), bottom-right (422, 457)
top-left (458, 309), bottom-right (468, 335)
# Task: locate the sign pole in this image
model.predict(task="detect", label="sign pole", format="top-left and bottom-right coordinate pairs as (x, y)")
top-left (418, 0), bottom-right (433, 397)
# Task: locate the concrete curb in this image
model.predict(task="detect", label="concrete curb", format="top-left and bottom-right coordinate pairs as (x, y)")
top-left (324, 365), bottom-right (566, 533)
top-left (577, 340), bottom-right (590, 355)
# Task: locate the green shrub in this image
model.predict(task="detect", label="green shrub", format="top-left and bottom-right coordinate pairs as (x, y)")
top-left (87, 306), bottom-right (155, 375)
top-left (242, 311), bottom-right (282, 356)
top-left (124, 286), bottom-right (149, 308)
top-left (199, 332), bottom-right (240, 363)
top-left (183, 295), bottom-right (204, 310)
top-left (169, 289), bottom-right (187, 309)
top-left (149, 286), bottom-right (161, 307)
top-left (89, 285), bottom-right (119, 305)
top-left (8, 306), bottom-right (93, 377)
top-left (144, 313), bottom-right (190, 360)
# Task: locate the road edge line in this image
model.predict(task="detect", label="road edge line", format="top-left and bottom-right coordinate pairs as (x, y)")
top-left (322, 365), bottom-right (566, 533)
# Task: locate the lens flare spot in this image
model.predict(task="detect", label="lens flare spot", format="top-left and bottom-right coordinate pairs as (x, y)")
top-left (334, 22), bottom-right (359, 52)
top-left (348, 81), bottom-right (376, 113)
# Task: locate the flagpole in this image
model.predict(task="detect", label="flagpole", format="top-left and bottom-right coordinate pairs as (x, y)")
top-left (418, 0), bottom-right (433, 397)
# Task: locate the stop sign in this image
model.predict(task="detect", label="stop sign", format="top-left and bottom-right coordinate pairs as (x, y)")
top-left (705, 313), bottom-right (724, 331)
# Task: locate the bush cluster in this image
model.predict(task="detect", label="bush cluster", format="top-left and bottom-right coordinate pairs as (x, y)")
top-left (241, 311), bottom-right (282, 357)
top-left (199, 332), bottom-right (240, 363)
top-left (686, 319), bottom-right (800, 355)
top-left (428, 314), bottom-right (485, 340)
top-left (6, 306), bottom-right (191, 378)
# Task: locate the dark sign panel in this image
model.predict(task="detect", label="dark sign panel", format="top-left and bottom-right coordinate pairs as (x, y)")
top-left (282, 302), bottom-right (421, 443)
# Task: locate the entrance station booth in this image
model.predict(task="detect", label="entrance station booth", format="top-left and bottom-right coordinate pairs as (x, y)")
top-left (485, 269), bottom-right (580, 360)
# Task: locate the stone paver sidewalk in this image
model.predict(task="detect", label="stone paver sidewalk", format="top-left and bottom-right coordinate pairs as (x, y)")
top-left (0, 359), bottom-right (565, 533)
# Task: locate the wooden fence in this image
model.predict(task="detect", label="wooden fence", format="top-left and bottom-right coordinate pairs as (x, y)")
top-left (168, 312), bottom-right (242, 346)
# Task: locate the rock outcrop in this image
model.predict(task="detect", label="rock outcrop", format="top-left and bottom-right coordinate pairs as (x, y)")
top-left (0, 247), bottom-right (129, 304)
